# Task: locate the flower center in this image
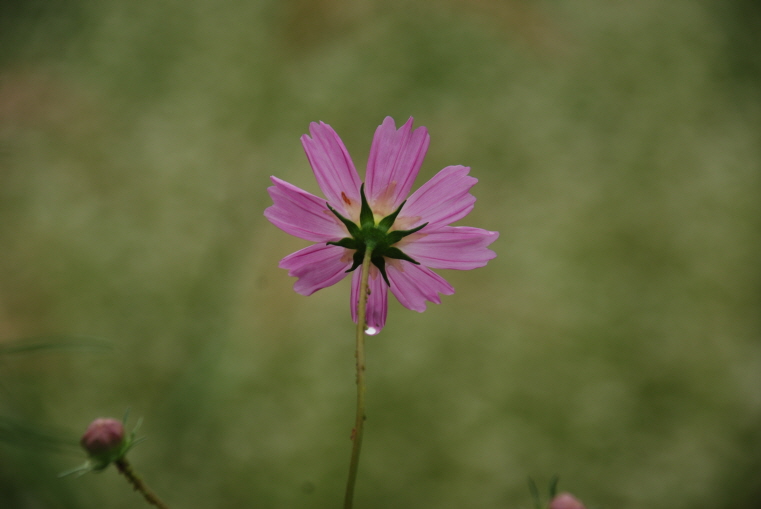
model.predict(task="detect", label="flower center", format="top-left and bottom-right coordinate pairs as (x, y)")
top-left (326, 184), bottom-right (427, 286)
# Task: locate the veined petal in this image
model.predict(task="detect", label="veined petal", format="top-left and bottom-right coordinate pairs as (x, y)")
top-left (279, 244), bottom-right (351, 296)
top-left (301, 121), bottom-right (362, 217)
top-left (400, 165), bottom-right (477, 231)
top-left (268, 117), bottom-right (499, 330)
top-left (400, 227), bottom-right (499, 270)
top-left (264, 177), bottom-right (348, 242)
top-left (351, 267), bottom-right (388, 332)
top-left (365, 117), bottom-right (430, 215)
top-left (387, 262), bottom-right (454, 313)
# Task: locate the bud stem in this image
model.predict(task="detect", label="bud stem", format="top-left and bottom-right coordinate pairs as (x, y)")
top-left (343, 247), bottom-right (373, 509)
top-left (114, 458), bottom-right (170, 509)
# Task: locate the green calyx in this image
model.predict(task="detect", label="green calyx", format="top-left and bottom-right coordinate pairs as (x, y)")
top-left (327, 184), bottom-right (427, 286)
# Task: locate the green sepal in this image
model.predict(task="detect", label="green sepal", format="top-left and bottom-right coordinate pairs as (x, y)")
top-left (347, 247), bottom-right (366, 273)
top-left (386, 222), bottom-right (428, 245)
top-left (377, 199), bottom-right (406, 232)
top-left (327, 238), bottom-right (360, 250)
top-left (371, 255), bottom-right (390, 286)
top-left (326, 203), bottom-right (361, 238)
top-left (383, 246), bottom-right (420, 265)
top-left (323, 187), bottom-right (427, 287)
top-left (358, 184), bottom-right (375, 229)
top-left (370, 253), bottom-right (391, 286)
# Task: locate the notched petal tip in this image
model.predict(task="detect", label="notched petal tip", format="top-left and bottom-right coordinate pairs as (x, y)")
top-left (366, 116), bottom-right (430, 212)
top-left (301, 121), bottom-right (362, 215)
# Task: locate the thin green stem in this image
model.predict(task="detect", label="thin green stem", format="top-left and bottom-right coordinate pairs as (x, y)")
top-left (343, 247), bottom-right (373, 509)
top-left (114, 458), bottom-right (170, 509)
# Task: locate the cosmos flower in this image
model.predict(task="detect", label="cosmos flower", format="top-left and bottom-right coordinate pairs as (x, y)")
top-left (265, 117), bottom-right (498, 333)
top-left (80, 418), bottom-right (126, 465)
top-left (549, 493), bottom-right (586, 509)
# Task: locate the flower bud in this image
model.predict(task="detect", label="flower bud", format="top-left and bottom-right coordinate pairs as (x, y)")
top-left (80, 418), bottom-right (126, 467)
top-left (549, 492), bottom-right (586, 509)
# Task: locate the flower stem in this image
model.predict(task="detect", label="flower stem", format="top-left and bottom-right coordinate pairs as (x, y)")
top-left (343, 247), bottom-right (373, 509)
top-left (114, 458), bottom-right (170, 509)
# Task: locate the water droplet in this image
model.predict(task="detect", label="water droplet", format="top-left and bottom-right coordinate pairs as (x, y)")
top-left (365, 326), bottom-right (379, 336)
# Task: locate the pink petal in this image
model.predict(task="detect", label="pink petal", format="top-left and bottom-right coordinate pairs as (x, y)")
top-left (365, 117), bottom-right (430, 215)
top-left (400, 227), bottom-right (499, 270)
top-left (279, 244), bottom-right (351, 296)
top-left (351, 267), bottom-right (388, 332)
top-left (387, 262), bottom-right (455, 312)
top-left (301, 121), bottom-right (362, 217)
top-left (400, 165), bottom-right (477, 230)
top-left (264, 177), bottom-right (348, 242)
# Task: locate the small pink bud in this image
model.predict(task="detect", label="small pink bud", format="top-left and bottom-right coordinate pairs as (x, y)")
top-left (80, 418), bottom-right (125, 460)
top-left (549, 492), bottom-right (586, 509)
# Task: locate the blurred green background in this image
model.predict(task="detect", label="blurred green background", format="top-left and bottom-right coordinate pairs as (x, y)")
top-left (1, 0), bottom-right (760, 507)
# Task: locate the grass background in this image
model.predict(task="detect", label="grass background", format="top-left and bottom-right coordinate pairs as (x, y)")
top-left (1, 0), bottom-right (760, 507)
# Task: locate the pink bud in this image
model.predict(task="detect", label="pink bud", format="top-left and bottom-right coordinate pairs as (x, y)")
top-left (80, 418), bottom-right (125, 457)
top-left (549, 492), bottom-right (586, 509)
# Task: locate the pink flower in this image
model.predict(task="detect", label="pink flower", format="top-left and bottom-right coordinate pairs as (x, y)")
top-left (265, 117), bottom-right (498, 333)
top-left (80, 417), bottom-right (127, 469)
top-left (549, 492), bottom-right (586, 509)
